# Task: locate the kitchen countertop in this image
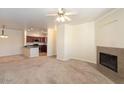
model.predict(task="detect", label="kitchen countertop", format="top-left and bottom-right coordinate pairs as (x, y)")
top-left (26, 42), bottom-right (47, 46)
top-left (24, 45), bottom-right (39, 48)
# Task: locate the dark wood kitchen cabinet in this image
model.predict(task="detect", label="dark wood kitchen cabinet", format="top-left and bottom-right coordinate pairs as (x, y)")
top-left (39, 45), bottom-right (47, 53)
top-left (26, 36), bottom-right (47, 43)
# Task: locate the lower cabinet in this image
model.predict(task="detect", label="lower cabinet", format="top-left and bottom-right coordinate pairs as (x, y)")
top-left (23, 47), bottom-right (39, 57)
top-left (39, 45), bottom-right (47, 53)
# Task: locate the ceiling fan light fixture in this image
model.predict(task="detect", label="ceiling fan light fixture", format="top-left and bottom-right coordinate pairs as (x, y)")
top-left (47, 8), bottom-right (73, 23)
top-left (56, 16), bottom-right (65, 22)
top-left (60, 16), bottom-right (65, 22)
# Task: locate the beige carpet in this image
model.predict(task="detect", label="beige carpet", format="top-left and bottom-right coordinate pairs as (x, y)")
top-left (0, 55), bottom-right (114, 84)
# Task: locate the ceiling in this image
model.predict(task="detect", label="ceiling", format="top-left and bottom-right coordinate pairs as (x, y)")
top-left (0, 8), bottom-right (113, 30)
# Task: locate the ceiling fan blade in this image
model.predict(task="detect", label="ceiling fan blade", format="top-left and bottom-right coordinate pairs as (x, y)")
top-left (46, 13), bottom-right (57, 16)
top-left (64, 16), bottom-right (71, 21)
top-left (65, 12), bottom-right (77, 16)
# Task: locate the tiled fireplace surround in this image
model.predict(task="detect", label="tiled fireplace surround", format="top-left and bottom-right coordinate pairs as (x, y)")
top-left (97, 46), bottom-right (124, 79)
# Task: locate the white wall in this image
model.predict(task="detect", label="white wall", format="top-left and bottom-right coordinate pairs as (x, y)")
top-left (56, 22), bottom-right (96, 63)
top-left (56, 24), bottom-right (73, 61)
top-left (64, 24), bottom-right (73, 60)
top-left (47, 28), bottom-right (56, 56)
top-left (56, 24), bottom-right (65, 60)
top-left (69, 22), bottom-right (96, 63)
top-left (0, 29), bottom-right (24, 57)
top-left (95, 9), bottom-right (124, 48)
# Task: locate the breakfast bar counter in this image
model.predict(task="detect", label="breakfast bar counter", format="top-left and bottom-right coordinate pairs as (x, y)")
top-left (23, 46), bottom-right (39, 57)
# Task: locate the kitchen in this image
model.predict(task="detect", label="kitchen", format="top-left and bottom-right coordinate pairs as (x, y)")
top-left (23, 27), bottom-right (47, 57)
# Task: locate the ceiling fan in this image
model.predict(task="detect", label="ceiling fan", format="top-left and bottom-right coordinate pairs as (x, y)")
top-left (47, 8), bottom-right (76, 22)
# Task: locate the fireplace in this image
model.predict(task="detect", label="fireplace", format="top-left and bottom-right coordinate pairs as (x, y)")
top-left (100, 52), bottom-right (118, 72)
top-left (97, 46), bottom-right (124, 77)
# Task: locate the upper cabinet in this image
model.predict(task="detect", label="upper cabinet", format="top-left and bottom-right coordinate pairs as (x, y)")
top-left (26, 28), bottom-right (48, 43)
top-left (26, 36), bottom-right (47, 43)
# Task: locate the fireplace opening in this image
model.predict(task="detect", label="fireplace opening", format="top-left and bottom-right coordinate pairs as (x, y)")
top-left (100, 52), bottom-right (118, 72)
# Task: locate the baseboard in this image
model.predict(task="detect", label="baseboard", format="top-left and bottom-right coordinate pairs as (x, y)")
top-left (47, 54), bottom-right (56, 57)
top-left (70, 57), bottom-right (96, 64)
top-left (56, 57), bottom-right (70, 61)
top-left (0, 54), bottom-right (22, 57)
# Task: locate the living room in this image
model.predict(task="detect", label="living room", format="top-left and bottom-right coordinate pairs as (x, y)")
top-left (0, 8), bottom-right (124, 84)
top-left (0, 0), bottom-right (124, 93)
